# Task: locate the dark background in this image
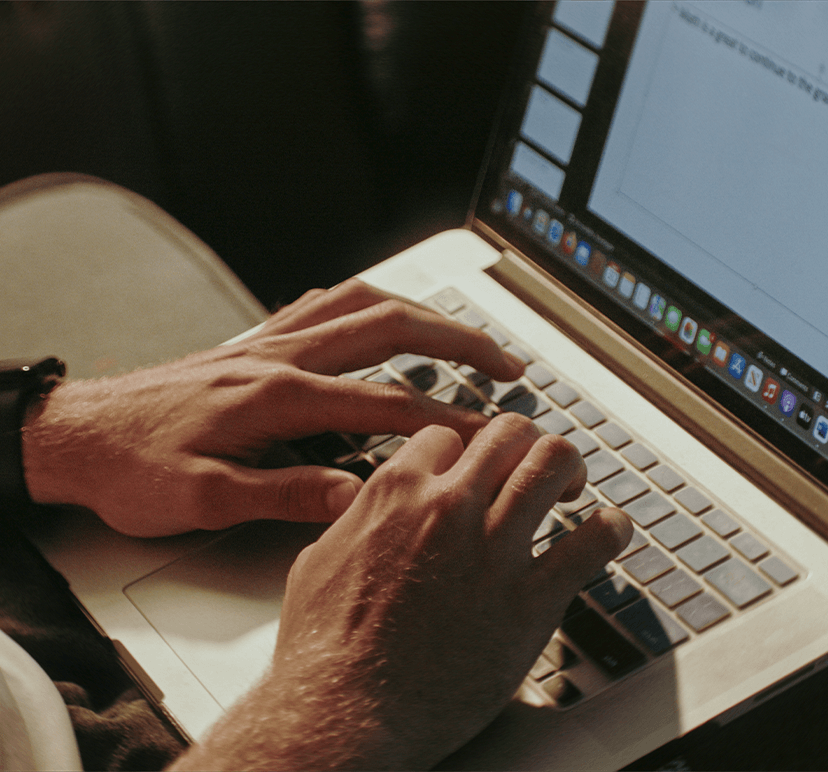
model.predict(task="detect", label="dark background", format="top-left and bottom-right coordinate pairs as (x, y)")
top-left (1, 1), bottom-right (525, 307)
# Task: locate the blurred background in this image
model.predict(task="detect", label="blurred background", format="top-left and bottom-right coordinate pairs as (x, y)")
top-left (0, 1), bottom-right (525, 307)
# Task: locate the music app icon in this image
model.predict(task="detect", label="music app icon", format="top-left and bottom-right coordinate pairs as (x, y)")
top-left (762, 377), bottom-right (780, 405)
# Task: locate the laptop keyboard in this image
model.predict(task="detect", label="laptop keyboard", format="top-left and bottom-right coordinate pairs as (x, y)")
top-left (294, 288), bottom-right (800, 709)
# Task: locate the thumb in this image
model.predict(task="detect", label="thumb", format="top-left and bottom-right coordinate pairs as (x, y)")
top-left (207, 464), bottom-right (364, 529)
top-left (535, 507), bottom-right (633, 600)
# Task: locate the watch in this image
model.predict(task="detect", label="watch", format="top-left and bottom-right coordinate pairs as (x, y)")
top-left (0, 357), bottom-right (66, 507)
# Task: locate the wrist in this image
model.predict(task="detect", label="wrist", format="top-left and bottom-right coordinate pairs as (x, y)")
top-left (0, 357), bottom-right (66, 508)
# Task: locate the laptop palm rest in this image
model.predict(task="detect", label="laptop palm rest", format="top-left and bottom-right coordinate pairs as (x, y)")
top-left (123, 520), bottom-right (326, 709)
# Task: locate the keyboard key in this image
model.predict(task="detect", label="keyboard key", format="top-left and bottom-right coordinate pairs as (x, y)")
top-left (567, 430), bottom-right (599, 456)
top-left (524, 362), bottom-right (557, 389)
top-left (649, 514), bottom-right (703, 550)
top-left (561, 609), bottom-right (646, 679)
top-left (543, 637), bottom-right (577, 670)
top-left (595, 423), bottom-right (632, 450)
top-left (534, 529), bottom-right (570, 556)
top-left (616, 528), bottom-right (649, 559)
top-left (705, 559), bottom-right (772, 608)
top-left (356, 433), bottom-right (393, 451)
top-left (621, 545), bottom-right (675, 584)
top-left (759, 556), bottom-right (798, 586)
top-left (598, 470), bottom-right (650, 506)
top-left (674, 487), bottom-right (712, 515)
top-left (368, 370), bottom-right (403, 386)
top-left (625, 491), bottom-right (675, 527)
top-left (701, 509), bottom-right (741, 538)
top-left (457, 364), bottom-right (490, 387)
top-left (335, 455), bottom-right (376, 481)
top-left (500, 392), bottom-right (550, 418)
top-left (484, 325), bottom-right (510, 347)
top-left (533, 511), bottom-right (564, 542)
top-left (433, 382), bottom-right (482, 409)
top-left (648, 569), bottom-right (702, 608)
top-left (389, 353), bottom-right (434, 374)
top-left (534, 411), bottom-right (575, 436)
top-left (647, 465), bottom-right (685, 492)
top-left (676, 592), bottom-right (730, 631)
top-left (589, 575), bottom-right (641, 612)
top-left (555, 488), bottom-right (597, 516)
top-left (541, 674), bottom-right (582, 707)
top-left (457, 308), bottom-right (486, 328)
top-left (730, 532), bottom-right (770, 562)
top-left (585, 450), bottom-right (624, 484)
top-left (621, 443), bottom-right (659, 470)
top-left (570, 401), bottom-right (606, 429)
top-left (505, 342), bottom-right (533, 364)
top-left (545, 382), bottom-right (580, 408)
top-left (489, 380), bottom-right (528, 405)
top-left (433, 290), bottom-right (465, 314)
top-left (371, 436), bottom-right (406, 463)
top-left (676, 535), bottom-right (729, 573)
top-left (616, 599), bottom-right (689, 654)
top-left (409, 364), bottom-right (456, 394)
top-left (530, 655), bottom-right (559, 681)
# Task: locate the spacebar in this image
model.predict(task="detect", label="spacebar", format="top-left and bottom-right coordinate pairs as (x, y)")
top-left (561, 609), bottom-right (646, 678)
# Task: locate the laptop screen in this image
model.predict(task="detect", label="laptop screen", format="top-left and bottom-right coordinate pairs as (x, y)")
top-left (477, 0), bottom-right (828, 486)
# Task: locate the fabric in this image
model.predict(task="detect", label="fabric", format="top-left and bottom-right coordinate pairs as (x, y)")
top-left (0, 511), bottom-right (183, 771)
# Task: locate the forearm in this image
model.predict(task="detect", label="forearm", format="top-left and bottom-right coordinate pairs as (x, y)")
top-left (169, 661), bottom-right (413, 772)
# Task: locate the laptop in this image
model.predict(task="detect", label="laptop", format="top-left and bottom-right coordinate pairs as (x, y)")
top-left (19, 1), bottom-right (828, 768)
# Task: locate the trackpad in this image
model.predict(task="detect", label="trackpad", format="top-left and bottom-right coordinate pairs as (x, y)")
top-left (124, 520), bottom-right (326, 709)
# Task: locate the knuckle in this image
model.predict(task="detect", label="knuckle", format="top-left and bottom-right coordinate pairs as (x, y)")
top-left (370, 299), bottom-right (414, 330)
top-left (492, 410), bottom-right (539, 436)
top-left (536, 433), bottom-right (584, 471)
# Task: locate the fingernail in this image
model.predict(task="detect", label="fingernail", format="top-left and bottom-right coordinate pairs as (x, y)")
top-left (505, 351), bottom-right (526, 373)
top-left (326, 480), bottom-right (359, 517)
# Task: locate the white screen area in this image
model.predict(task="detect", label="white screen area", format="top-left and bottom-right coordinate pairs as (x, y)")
top-left (589, 1), bottom-right (828, 376)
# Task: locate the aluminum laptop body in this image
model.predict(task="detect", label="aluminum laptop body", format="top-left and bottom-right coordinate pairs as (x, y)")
top-left (18, 2), bottom-right (828, 769)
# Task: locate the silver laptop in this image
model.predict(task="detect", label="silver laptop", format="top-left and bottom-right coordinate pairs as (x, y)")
top-left (21, 1), bottom-right (828, 769)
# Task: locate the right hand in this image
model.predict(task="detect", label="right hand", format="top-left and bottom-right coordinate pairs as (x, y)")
top-left (172, 413), bottom-right (632, 771)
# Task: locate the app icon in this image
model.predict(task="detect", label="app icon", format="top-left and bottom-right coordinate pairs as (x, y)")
top-left (813, 389), bottom-right (824, 404)
top-left (779, 389), bottom-right (797, 416)
top-left (603, 261), bottom-right (620, 289)
top-left (679, 316), bottom-right (698, 345)
top-left (761, 377), bottom-right (779, 404)
top-left (665, 305), bottom-right (681, 332)
top-left (574, 241), bottom-right (591, 266)
top-left (523, 206), bottom-right (534, 222)
top-left (745, 364), bottom-right (763, 393)
top-left (506, 190), bottom-right (523, 215)
top-left (548, 219), bottom-right (564, 245)
top-left (728, 353), bottom-right (746, 380)
top-left (797, 403), bottom-right (814, 429)
top-left (648, 294), bottom-right (666, 321)
top-left (696, 329), bottom-right (713, 355)
top-left (561, 231), bottom-right (578, 255)
top-left (618, 272), bottom-right (635, 299)
top-left (533, 210), bottom-right (550, 235)
top-left (814, 415), bottom-right (828, 444)
top-left (633, 282), bottom-right (651, 311)
top-left (590, 251), bottom-right (606, 278)
top-left (712, 342), bottom-right (730, 367)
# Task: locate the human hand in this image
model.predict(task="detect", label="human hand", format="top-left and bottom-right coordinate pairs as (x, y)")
top-left (22, 279), bottom-right (524, 536)
top-left (172, 413), bottom-right (632, 771)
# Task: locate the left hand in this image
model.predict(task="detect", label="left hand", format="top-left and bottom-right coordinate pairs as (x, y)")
top-left (22, 279), bottom-right (525, 536)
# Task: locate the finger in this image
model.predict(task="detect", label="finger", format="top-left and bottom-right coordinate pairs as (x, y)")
top-left (487, 433), bottom-right (586, 541)
top-left (380, 423), bottom-right (466, 477)
top-left (263, 279), bottom-right (418, 335)
top-left (258, 370), bottom-right (494, 444)
top-left (446, 413), bottom-right (542, 503)
top-left (534, 508), bottom-right (633, 601)
top-left (183, 461), bottom-right (364, 532)
top-left (280, 299), bottom-right (525, 382)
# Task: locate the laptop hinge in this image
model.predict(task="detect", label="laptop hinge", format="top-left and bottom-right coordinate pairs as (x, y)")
top-left (485, 244), bottom-right (828, 540)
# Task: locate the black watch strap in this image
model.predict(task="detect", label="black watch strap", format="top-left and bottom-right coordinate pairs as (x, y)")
top-left (0, 357), bottom-right (66, 508)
